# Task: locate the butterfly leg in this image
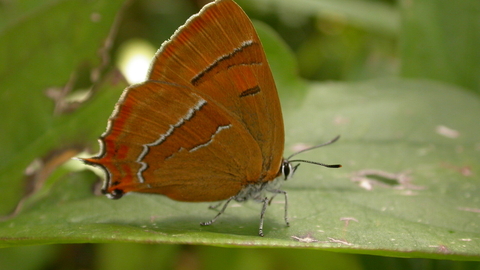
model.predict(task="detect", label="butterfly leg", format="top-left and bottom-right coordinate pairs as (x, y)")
top-left (258, 197), bottom-right (269, 237)
top-left (207, 201), bottom-right (224, 210)
top-left (267, 194), bottom-right (277, 205)
top-left (268, 189), bottom-right (289, 227)
top-left (200, 196), bottom-right (234, 226)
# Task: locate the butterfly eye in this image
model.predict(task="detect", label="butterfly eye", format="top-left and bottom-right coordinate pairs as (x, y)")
top-left (282, 161), bottom-right (300, 180)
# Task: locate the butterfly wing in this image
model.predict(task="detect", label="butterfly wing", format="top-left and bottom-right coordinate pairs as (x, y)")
top-left (83, 81), bottom-right (263, 201)
top-left (149, 0), bottom-right (284, 181)
top-left (82, 0), bottom-right (284, 202)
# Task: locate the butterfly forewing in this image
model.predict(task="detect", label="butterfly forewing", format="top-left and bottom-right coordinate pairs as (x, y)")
top-left (148, 0), bottom-right (284, 181)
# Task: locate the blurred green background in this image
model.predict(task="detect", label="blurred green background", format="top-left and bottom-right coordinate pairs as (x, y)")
top-left (1, 0), bottom-right (479, 269)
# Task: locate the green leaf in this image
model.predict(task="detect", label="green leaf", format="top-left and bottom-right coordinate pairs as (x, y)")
top-left (241, 0), bottom-right (399, 37)
top-left (0, 0), bottom-right (127, 215)
top-left (1, 0), bottom-right (479, 262)
top-left (400, 0), bottom-right (480, 93)
top-left (2, 74), bottom-right (480, 259)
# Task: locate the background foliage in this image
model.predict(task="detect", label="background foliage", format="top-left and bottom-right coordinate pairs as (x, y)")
top-left (0, 0), bottom-right (479, 269)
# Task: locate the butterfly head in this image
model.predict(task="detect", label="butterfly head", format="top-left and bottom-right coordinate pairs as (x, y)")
top-left (281, 160), bottom-right (300, 180)
top-left (281, 135), bottom-right (342, 181)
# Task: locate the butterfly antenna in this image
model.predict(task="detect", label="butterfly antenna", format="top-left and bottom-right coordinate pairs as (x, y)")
top-left (287, 159), bottom-right (341, 168)
top-left (286, 135), bottom-right (341, 160)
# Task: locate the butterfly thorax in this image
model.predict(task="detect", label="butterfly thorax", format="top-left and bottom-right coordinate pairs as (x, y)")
top-left (233, 158), bottom-right (296, 203)
top-left (233, 175), bottom-right (285, 203)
